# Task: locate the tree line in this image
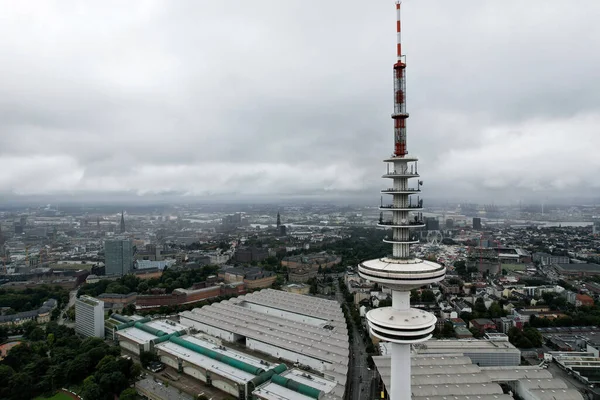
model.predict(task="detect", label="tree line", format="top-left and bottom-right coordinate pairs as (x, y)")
top-left (0, 285), bottom-right (69, 315)
top-left (0, 321), bottom-right (140, 400)
top-left (78, 264), bottom-right (220, 297)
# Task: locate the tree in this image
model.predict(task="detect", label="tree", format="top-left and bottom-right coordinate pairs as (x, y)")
top-left (459, 312), bottom-right (473, 323)
top-left (0, 365), bottom-right (15, 399)
top-left (0, 325), bottom-right (8, 342)
top-left (123, 303), bottom-right (136, 315)
top-left (469, 327), bottom-right (483, 338)
top-left (523, 327), bottom-right (543, 347)
top-left (441, 322), bottom-right (455, 338)
top-left (27, 327), bottom-right (46, 341)
top-left (9, 372), bottom-right (34, 400)
top-left (410, 289), bottom-right (421, 303)
top-left (105, 282), bottom-right (130, 294)
top-left (474, 298), bottom-right (487, 314)
top-left (21, 320), bottom-right (37, 338)
top-left (80, 376), bottom-right (102, 400)
top-left (454, 260), bottom-right (467, 275)
top-left (130, 363), bottom-right (142, 380)
top-left (421, 290), bottom-right (436, 303)
top-left (119, 388), bottom-right (137, 400)
top-left (488, 302), bottom-right (503, 318)
top-left (140, 351), bottom-right (159, 368)
top-left (47, 333), bottom-right (55, 347)
top-left (137, 281), bottom-right (149, 293)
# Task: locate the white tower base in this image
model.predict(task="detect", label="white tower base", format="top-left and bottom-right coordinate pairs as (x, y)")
top-left (391, 343), bottom-right (411, 400)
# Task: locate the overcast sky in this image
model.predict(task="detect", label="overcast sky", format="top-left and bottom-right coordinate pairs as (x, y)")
top-left (1, 0), bottom-right (599, 205)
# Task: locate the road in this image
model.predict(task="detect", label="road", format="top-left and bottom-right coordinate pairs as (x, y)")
top-left (546, 361), bottom-right (599, 399)
top-left (124, 350), bottom-right (227, 400)
top-left (350, 325), bottom-right (376, 400)
top-left (58, 288), bottom-right (78, 326)
top-left (335, 279), bottom-right (375, 400)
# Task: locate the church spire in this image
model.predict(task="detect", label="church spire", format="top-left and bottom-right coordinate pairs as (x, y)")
top-left (120, 211), bottom-right (126, 233)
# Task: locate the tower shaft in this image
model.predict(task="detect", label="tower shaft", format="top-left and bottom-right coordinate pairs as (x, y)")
top-left (358, 3), bottom-right (446, 399)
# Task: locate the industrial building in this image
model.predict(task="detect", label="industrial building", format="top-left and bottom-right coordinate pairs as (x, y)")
top-left (409, 338), bottom-right (522, 367)
top-left (373, 353), bottom-right (584, 400)
top-left (550, 262), bottom-right (600, 277)
top-left (179, 289), bottom-right (348, 393)
top-left (156, 334), bottom-right (341, 400)
top-left (75, 295), bottom-right (105, 338)
top-left (113, 315), bottom-right (188, 355)
top-left (113, 312), bottom-right (343, 400)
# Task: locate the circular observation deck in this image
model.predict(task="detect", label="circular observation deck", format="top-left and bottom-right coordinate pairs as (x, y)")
top-left (381, 188), bottom-right (421, 194)
top-left (358, 257), bottom-right (446, 290)
top-left (366, 307), bottom-right (436, 344)
top-left (382, 238), bottom-right (420, 245)
top-left (377, 221), bottom-right (425, 229)
top-left (379, 205), bottom-right (423, 211)
top-left (384, 155), bottom-right (419, 163)
top-left (382, 172), bottom-right (420, 179)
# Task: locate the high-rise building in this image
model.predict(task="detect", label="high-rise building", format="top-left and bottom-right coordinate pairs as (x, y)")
top-left (473, 217), bottom-right (482, 230)
top-left (357, 3), bottom-right (446, 399)
top-left (276, 211), bottom-right (281, 228)
top-left (104, 239), bottom-right (134, 276)
top-left (425, 217), bottom-right (440, 231)
top-left (75, 295), bottom-right (105, 338)
top-left (119, 210), bottom-right (126, 233)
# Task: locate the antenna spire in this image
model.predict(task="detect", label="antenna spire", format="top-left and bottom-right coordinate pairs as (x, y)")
top-left (393, 1), bottom-right (408, 157)
top-left (396, 1), bottom-right (402, 60)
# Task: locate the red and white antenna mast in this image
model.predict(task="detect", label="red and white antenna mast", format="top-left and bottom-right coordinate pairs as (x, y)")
top-left (393, 1), bottom-right (408, 157)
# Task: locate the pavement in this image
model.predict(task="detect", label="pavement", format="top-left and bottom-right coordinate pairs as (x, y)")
top-left (123, 349), bottom-right (228, 400)
top-left (545, 360), bottom-right (598, 399)
top-left (334, 280), bottom-right (376, 400)
top-left (58, 288), bottom-right (78, 326)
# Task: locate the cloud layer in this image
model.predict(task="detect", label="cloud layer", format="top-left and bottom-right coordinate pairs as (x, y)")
top-left (1, 0), bottom-right (599, 203)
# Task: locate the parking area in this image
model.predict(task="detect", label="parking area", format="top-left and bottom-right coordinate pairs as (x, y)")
top-left (124, 350), bottom-right (229, 400)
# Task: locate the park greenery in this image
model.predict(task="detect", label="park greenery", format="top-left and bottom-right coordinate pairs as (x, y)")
top-left (0, 321), bottom-right (140, 400)
top-left (0, 285), bottom-right (69, 315)
top-left (508, 326), bottom-right (543, 348)
top-left (78, 264), bottom-right (220, 297)
top-left (322, 228), bottom-right (388, 271)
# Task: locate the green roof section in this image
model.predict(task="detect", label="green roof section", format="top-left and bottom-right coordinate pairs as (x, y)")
top-left (115, 321), bottom-right (135, 331)
top-left (271, 374), bottom-right (323, 399)
top-left (111, 314), bottom-right (131, 323)
top-left (152, 331), bottom-right (183, 345)
top-left (115, 317), bottom-right (151, 331)
top-left (248, 363), bottom-right (288, 392)
top-left (169, 336), bottom-right (266, 376)
top-left (134, 321), bottom-right (167, 337)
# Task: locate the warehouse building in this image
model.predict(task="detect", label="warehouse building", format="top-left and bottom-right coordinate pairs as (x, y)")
top-left (114, 315), bottom-right (188, 355)
top-left (253, 369), bottom-right (340, 400)
top-left (179, 289), bottom-right (349, 390)
top-left (374, 354), bottom-right (508, 399)
top-left (409, 338), bottom-right (521, 367)
top-left (373, 354), bottom-right (583, 400)
top-left (154, 334), bottom-right (342, 399)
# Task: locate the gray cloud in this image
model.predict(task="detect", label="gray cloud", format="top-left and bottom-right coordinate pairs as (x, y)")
top-left (1, 0), bottom-right (599, 204)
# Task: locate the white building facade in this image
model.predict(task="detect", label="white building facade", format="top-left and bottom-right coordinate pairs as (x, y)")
top-left (75, 295), bottom-right (105, 338)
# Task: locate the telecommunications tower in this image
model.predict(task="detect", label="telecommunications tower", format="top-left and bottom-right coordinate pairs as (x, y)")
top-left (357, 2), bottom-right (446, 399)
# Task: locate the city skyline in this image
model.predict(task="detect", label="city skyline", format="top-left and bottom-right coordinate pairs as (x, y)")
top-left (1, 0), bottom-right (600, 204)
